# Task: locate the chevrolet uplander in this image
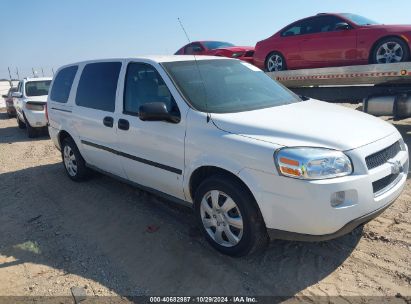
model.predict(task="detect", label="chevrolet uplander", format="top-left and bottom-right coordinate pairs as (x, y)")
top-left (47, 56), bottom-right (409, 256)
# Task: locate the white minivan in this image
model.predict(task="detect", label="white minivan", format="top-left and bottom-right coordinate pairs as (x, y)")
top-left (48, 56), bottom-right (408, 256)
top-left (13, 77), bottom-right (52, 138)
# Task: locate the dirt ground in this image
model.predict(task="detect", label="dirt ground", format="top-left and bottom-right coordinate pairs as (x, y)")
top-left (0, 104), bottom-right (410, 301)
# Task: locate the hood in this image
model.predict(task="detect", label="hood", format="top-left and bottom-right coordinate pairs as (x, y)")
top-left (25, 95), bottom-right (48, 103)
top-left (217, 46), bottom-right (255, 52)
top-left (210, 100), bottom-right (397, 151)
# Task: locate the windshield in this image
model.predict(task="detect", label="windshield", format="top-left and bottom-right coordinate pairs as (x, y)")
top-left (340, 13), bottom-right (379, 25)
top-left (162, 59), bottom-right (300, 113)
top-left (202, 41), bottom-right (235, 50)
top-left (25, 80), bottom-right (51, 97)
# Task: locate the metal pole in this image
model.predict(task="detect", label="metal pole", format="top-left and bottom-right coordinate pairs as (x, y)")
top-left (16, 67), bottom-right (20, 80)
top-left (52, 68), bottom-right (55, 76)
top-left (41, 68), bottom-right (44, 77)
top-left (8, 67), bottom-right (12, 80)
top-left (32, 68), bottom-right (35, 77)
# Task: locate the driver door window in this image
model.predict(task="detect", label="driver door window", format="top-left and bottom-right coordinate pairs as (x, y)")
top-left (184, 43), bottom-right (204, 55)
top-left (124, 62), bottom-right (179, 116)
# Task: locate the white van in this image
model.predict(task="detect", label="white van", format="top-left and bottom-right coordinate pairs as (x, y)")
top-left (47, 56), bottom-right (408, 256)
top-left (13, 77), bottom-right (52, 137)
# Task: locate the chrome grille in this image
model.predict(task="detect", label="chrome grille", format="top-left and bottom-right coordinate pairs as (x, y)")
top-left (365, 141), bottom-right (401, 170)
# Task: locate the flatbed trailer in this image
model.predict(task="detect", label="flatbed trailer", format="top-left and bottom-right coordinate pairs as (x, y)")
top-left (266, 62), bottom-right (411, 118)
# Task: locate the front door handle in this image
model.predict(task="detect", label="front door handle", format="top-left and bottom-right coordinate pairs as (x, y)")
top-left (103, 116), bottom-right (114, 128)
top-left (118, 119), bottom-right (129, 130)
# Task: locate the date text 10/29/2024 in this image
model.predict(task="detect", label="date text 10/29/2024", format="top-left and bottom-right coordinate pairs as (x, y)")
top-left (149, 297), bottom-right (258, 303)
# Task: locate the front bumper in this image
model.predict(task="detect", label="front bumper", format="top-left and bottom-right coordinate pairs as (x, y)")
top-left (238, 133), bottom-right (408, 238)
top-left (267, 192), bottom-right (398, 241)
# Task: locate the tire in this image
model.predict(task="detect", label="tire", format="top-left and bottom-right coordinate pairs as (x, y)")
top-left (265, 52), bottom-right (287, 72)
top-left (24, 117), bottom-right (37, 138)
top-left (194, 174), bottom-right (268, 257)
top-left (17, 115), bottom-right (26, 129)
top-left (61, 137), bottom-right (89, 181)
top-left (371, 37), bottom-right (410, 64)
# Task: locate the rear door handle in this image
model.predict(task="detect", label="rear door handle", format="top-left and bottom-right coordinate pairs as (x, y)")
top-left (118, 119), bottom-right (129, 131)
top-left (103, 116), bottom-right (114, 128)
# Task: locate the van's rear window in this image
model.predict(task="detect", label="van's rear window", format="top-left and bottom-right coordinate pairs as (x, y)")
top-left (25, 81), bottom-right (51, 97)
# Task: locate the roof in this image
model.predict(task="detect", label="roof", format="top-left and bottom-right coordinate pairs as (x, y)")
top-left (133, 55), bottom-right (229, 63)
top-left (24, 77), bottom-right (53, 81)
top-left (64, 55), bottom-right (230, 67)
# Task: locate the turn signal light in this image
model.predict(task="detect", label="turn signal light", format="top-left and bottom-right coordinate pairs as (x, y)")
top-left (280, 166), bottom-right (301, 177)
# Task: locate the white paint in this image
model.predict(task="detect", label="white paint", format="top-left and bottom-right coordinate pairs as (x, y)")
top-left (48, 56), bottom-right (409, 238)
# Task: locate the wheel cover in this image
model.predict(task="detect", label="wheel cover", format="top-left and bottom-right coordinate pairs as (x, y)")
top-left (200, 190), bottom-right (243, 247)
top-left (267, 54), bottom-right (284, 71)
top-left (63, 145), bottom-right (78, 177)
top-left (376, 42), bottom-right (404, 63)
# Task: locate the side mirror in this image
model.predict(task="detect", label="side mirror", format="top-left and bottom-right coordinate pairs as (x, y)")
top-left (2, 95), bottom-right (7, 98)
top-left (335, 22), bottom-right (350, 30)
top-left (139, 102), bottom-right (180, 123)
top-left (12, 92), bottom-right (22, 98)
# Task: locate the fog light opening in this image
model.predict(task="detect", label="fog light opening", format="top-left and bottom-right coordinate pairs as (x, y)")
top-left (331, 191), bottom-right (346, 207)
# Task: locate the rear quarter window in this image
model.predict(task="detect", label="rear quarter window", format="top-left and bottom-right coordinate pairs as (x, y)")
top-left (50, 66), bottom-right (78, 103)
top-left (75, 62), bottom-right (121, 112)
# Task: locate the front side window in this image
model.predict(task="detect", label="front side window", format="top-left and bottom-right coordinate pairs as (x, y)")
top-left (282, 16), bottom-right (346, 36)
top-left (162, 59), bottom-right (300, 113)
top-left (8, 87), bottom-right (17, 97)
top-left (184, 43), bottom-right (203, 54)
top-left (75, 62), bottom-right (121, 112)
top-left (317, 16), bottom-right (348, 32)
top-left (124, 62), bottom-right (179, 116)
top-left (50, 65), bottom-right (78, 103)
top-left (25, 80), bottom-right (51, 97)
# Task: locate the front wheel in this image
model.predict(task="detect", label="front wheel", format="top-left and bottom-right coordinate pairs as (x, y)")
top-left (372, 37), bottom-right (410, 64)
top-left (265, 52), bottom-right (287, 72)
top-left (194, 175), bottom-right (268, 257)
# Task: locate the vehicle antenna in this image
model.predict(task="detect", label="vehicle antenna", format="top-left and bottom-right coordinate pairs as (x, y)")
top-left (177, 18), bottom-right (191, 43)
top-left (177, 18), bottom-right (210, 122)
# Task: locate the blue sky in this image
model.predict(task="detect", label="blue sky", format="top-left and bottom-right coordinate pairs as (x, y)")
top-left (1, 0), bottom-right (410, 79)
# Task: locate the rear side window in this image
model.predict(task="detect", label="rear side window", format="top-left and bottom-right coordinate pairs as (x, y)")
top-left (75, 62), bottom-right (121, 112)
top-left (50, 66), bottom-right (78, 103)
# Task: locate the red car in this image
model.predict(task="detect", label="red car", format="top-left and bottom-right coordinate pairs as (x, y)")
top-left (175, 41), bottom-right (255, 64)
top-left (2, 87), bottom-right (18, 117)
top-left (254, 13), bottom-right (411, 71)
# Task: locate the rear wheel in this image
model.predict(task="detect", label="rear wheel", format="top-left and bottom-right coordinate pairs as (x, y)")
top-left (194, 175), bottom-right (268, 256)
top-left (61, 137), bottom-right (89, 181)
top-left (265, 52), bottom-right (287, 72)
top-left (24, 117), bottom-right (37, 138)
top-left (17, 115), bottom-right (26, 129)
top-left (372, 37), bottom-right (410, 64)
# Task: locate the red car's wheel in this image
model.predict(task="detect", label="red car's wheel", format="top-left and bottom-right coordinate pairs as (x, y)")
top-left (265, 52), bottom-right (287, 72)
top-left (372, 37), bottom-right (410, 64)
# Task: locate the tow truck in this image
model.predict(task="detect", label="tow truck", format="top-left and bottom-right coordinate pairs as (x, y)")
top-left (266, 62), bottom-right (411, 119)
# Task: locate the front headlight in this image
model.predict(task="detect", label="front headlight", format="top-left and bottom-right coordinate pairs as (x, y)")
top-left (275, 147), bottom-right (353, 180)
top-left (231, 52), bottom-right (244, 58)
